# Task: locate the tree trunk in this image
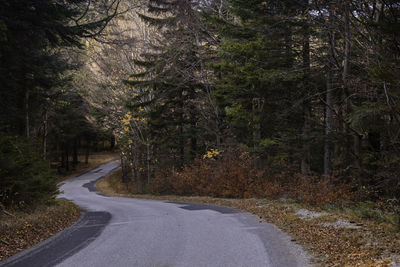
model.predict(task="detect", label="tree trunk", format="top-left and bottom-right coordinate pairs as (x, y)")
top-left (85, 139), bottom-right (90, 164)
top-left (179, 88), bottom-right (185, 167)
top-left (179, 124), bottom-right (184, 167)
top-left (110, 135), bottom-right (115, 151)
top-left (43, 109), bottom-right (48, 159)
top-left (61, 143), bottom-right (65, 168)
top-left (324, 71), bottom-right (333, 177)
top-left (73, 138), bottom-right (78, 168)
top-left (65, 144), bottom-right (70, 172)
top-left (252, 96), bottom-right (263, 150)
top-left (324, 6), bottom-right (335, 177)
top-left (301, 103), bottom-right (311, 173)
top-left (301, 6), bottom-right (311, 174)
top-left (146, 140), bottom-right (151, 185)
top-left (343, 2), bottom-right (361, 170)
top-left (25, 89), bottom-right (30, 138)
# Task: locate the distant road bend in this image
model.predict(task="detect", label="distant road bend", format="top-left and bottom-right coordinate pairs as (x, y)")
top-left (1, 160), bottom-right (310, 267)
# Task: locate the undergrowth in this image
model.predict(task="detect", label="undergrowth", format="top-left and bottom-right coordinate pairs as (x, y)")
top-left (150, 149), bottom-right (355, 205)
top-left (97, 172), bottom-right (400, 266)
top-left (148, 149), bottom-right (400, 231)
top-left (0, 199), bottom-right (80, 260)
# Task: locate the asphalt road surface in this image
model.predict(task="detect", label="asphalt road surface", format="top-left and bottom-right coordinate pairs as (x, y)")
top-left (1, 160), bottom-right (310, 267)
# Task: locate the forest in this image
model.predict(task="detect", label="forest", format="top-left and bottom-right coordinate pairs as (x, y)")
top-left (0, 0), bottom-right (399, 210)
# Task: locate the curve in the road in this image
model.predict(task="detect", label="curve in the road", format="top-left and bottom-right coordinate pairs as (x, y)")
top-left (1, 160), bottom-right (311, 267)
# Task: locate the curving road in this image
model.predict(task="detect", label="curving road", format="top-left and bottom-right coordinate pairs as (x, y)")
top-left (1, 160), bottom-right (310, 267)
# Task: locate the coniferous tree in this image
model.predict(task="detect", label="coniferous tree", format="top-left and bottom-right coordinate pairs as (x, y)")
top-left (0, 0), bottom-right (119, 207)
top-left (127, 0), bottom-right (215, 171)
top-left (209, 0), bottom-right (314, 168)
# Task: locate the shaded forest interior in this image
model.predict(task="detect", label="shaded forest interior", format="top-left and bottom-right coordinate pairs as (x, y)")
top-left (0, 0), bottom-right (399, 211)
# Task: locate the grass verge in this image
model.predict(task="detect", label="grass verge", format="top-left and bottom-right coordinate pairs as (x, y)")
top-left (96, 170), bottom-right (400, 267)
top-left (0, 199), bottom-right (80, 261)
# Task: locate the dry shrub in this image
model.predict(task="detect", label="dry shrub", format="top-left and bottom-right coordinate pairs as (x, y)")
top-left (288, 174), bottom-right (355, 205)
top-left (150, 150), bottom-right (356, 205)
top-left (150, 150), bottom-right (260, 198)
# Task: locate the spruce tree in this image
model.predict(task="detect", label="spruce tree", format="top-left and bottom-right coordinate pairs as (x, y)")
top-left (127, 0), bottom-right (213, 169)
top-left (209, 0), bottom-right (309, 165)
top-left (0, 0), bottom-right (117, 207)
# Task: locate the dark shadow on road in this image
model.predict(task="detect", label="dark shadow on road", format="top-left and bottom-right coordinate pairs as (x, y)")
top-left (166, 201), bottom-right (239, 214)
top-left (0, 212), bottom-right (112, 267)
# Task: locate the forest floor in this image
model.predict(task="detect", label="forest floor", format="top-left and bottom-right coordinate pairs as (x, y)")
top-left (0, 152), bottom-right (119, 261)
top-left (96, 170), bottom-right (400, 267)
top-left (0, 199), bottom-right (80, 261)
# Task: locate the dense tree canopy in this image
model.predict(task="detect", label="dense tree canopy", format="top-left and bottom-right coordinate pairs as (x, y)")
top-left (115, 0), bottom-right (400, 199)
top-left (0, 0), bottom-right (119, 207)
top-left (1, 0), bottom-right (399, 206)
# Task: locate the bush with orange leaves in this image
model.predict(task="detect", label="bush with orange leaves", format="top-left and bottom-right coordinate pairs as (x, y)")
top-left (150, 149), bottom-right (356, 205)
top-left (287, 174), bottom-right (355, 205)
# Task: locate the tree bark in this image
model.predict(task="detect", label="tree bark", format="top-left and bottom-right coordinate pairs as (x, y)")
top-left (340, 2), bottom-right (361, 171)
top-left (252, 96), bottom-right (263, 150)
top-left (25, 89), bottom-right (30, 138)
top-left (324, 6), bottom-right (335, 177)
top-left (65, 144), bottom-right (70, 172)
top-left (73, 138), bottom-right (78, 168)
top-left (301, 103), bottom-right (311, 173)
top-left (61, 142), bottom-right (65, 169)
top-left (43, 109), bottom-right (48, 159)
top-left (344, 2), bottom-right (361, 170)
top-left (85, 139), bottom-right (90, 164)
top-left (324, 71), bottom-right (333, 177)
top-left (301, 4), bottom-right (311, 174)
top-left (110, 135), bottom-right (115, 151)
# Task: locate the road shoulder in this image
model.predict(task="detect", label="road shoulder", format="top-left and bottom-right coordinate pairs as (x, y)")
top-left (96, 169), bottom-right (400, 266)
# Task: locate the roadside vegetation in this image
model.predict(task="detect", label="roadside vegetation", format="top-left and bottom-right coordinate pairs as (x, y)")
top-left (0, 151), bottom-right (117, 261)
top-left (1, 0), bottom-right (399, 265)
top-left (97, 168), bottom-right (400, 266)
top-left (0, 1), bottom-right (119, 260)
top-left (0, 199), bottom-right (80, 261)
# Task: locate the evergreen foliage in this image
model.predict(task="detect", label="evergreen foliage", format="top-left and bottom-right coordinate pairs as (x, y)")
top-left (0, 0), bottom-right (118, 207)
top-left (121, 0), bottom-right (400, 200)
top-left (2, 0), bottom-right (400, 205)
top-left (0, 135), bottom-right (58, 208)
top-left (208, 0), bottom-right (314, 164)
top-left (126, 0), bottom-right (214, 172)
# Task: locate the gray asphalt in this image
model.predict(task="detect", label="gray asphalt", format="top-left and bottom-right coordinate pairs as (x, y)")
top-left (1, 160), bottom-right (310, 267)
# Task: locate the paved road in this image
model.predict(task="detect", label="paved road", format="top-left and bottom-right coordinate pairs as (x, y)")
top-left (1, 160), bottom-right (310, 267)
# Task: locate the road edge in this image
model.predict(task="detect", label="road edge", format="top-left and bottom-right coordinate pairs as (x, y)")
top-left (95, 174), bottom-right (313, 266)
top-left (0, 159), bottom-right (120, 267)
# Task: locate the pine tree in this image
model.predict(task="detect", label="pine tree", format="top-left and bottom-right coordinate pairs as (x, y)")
top-left (0, 0), bottom-right (117, 136)
top-left (0, 0), bottom-right (118, 207)
top-left (127, 0), bottom-right (213, 169)
top-left (210, 0), bottom-right (310, 166)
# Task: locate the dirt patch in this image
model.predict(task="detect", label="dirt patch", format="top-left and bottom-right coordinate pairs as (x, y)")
top-left (96, 172), bottom-right (400, 267)
top-left (0, 199), bottom-right (80, 261)
top-left (296, 209), bottom-right (327, 220)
